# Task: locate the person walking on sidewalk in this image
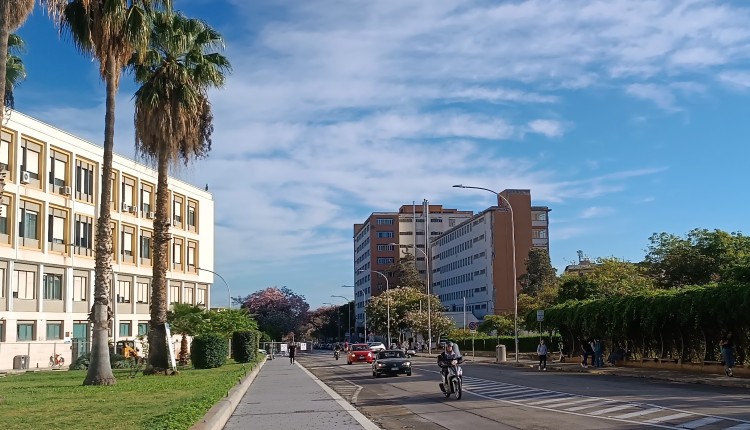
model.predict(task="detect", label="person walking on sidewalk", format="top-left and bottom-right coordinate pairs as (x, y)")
top-left (581, 338), bottom-right (594, 368)
top-left (537, 339), bottom-right (548, 371)
top-left (593, 338), bottom-right (604, 368)
top-left (288, 342), bottom-right (297, 364)
top-left (720, 333), bottom-right (735, 377)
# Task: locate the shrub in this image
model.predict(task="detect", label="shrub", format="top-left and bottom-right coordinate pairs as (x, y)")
top-left (191, 333), bottom-right (228, 369)
top-left (453, 335), bottom-right (560, 353)
top-left (70, 353), bottom-right (129, 370)
top-left (232, 331), bottom-right (259, 363)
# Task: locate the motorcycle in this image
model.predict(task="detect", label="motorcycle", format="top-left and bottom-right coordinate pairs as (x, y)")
top-left (334, 350), bottom-right (340, 360)
top-left (439, 359), bottom-right (463, 400)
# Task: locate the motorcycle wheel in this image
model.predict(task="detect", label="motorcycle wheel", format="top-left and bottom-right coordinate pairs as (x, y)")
top-left (452, 379), bottom-right (462, 400)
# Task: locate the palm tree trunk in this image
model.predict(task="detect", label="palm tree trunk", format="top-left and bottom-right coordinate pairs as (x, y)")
top-left (146, 142), bottom-right (171, 373)
top-left (84, 56), bottom-right (118, 386)
top-left (0, 26), bottom-right (9, 111)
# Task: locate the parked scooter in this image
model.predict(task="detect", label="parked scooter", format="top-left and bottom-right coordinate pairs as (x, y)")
top-left (439, 359), bottom-right (463, 400)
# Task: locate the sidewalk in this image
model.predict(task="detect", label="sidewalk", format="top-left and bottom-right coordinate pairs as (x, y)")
top-left (463, 354), bottom-right (750, 389)
top-left (222, 356), bottom-right (379, 430)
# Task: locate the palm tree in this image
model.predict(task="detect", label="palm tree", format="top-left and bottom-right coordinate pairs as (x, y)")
top-left (5, 33), bottom-right (27, 110)
top-left (0, 0), bottom-right (33, 118)
top-left (43, 0), bottom-right (170, 386)
top-left (130, 10), bottom-right (230, 372)
top-left (167, 303), bottom-right (205, 365)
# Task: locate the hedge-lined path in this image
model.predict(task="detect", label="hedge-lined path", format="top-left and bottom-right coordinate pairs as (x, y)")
top-left (223, 355), bottom-right (379, 430)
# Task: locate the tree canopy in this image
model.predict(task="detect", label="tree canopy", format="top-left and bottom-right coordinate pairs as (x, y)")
top-left (238, 287), bottom-right (310, 340)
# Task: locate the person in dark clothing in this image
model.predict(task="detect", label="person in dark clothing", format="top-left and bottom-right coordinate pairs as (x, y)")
top-left (289, 342), bottom-right (297, 364)
top-left (581, 339), bottom-right (594, 368)
top-left (720, 333), bottom-right (735, 377)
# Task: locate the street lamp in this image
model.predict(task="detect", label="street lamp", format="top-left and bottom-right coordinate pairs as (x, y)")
top-left (331, 295), bottom-right (351, 343)
top-left (358, 269), bottom-right (391, 348)
top-left (323, 302), bottom-right (341, 342)
top-left (452, 184), bottom-right (519, 363)
top-left (198, 267), bottom-right (231, 309)
top-left (341, 285), bottom-right (365, 341)
top-left (390, 242), bottom-right (433, 355)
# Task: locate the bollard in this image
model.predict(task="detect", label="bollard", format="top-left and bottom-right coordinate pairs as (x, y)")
top-left (496, 344), bottom-right (507, 363)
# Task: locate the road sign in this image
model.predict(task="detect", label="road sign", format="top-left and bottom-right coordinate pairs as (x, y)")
top-left (537, 310), bottom-right (545, 322)
top-left (468, 321), bottom-right (478, 330)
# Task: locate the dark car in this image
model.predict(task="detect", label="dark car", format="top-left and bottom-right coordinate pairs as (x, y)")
top-left (372, 350), bottom-right (412, 378)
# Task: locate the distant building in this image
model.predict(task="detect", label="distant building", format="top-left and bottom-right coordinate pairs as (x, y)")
top-left (564, 250), bottom-right (598, 275)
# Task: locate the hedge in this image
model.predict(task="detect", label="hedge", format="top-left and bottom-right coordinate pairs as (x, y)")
top-left (453, 335), bottom-right (561, 353)
top-left (232, 330), bottom-right (260, 363)
top-left (541, 282), bottom-right (750, 364)
top-left (191, 333), bottom-right (229, 369)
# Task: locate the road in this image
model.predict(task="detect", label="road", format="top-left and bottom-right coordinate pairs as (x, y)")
top-left (296, 351), bottom-right (750, 430)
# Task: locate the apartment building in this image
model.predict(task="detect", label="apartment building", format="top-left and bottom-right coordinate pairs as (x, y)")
top-left (0, 111), bottom-right (214, 370)
top-left (352, 203), bottom-right (473, 340)
top-left (430, 190), bottom-right (550, 318)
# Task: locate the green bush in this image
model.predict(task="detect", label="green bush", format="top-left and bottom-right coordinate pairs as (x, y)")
top-left (70, 353), bottom-right (129, 370)
top-left (191, 333), bottom-right (228, 369)
top-left (453, 335), bottom-right (560, 353)
top-left (232, 330), bottom-right (259, 363)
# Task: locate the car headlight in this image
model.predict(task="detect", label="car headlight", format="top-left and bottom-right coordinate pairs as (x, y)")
top-left (377, 363), bottom-right (384, 367)
top-left (404, 361), bottom-right (411, 366)
top-left (350, 354), bottom-right (356, 358)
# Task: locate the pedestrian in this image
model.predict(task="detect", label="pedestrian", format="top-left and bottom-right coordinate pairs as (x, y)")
top-left (593, 338), bottom-right (604, 368)
top-left (581, 339), bottom-right (593, 368)
top-left (720, 333), bottom-right (735, 377)
top-left (289, 342), bottom-right (297, 364)
top-left (537, 339), bottom-right (548, 371)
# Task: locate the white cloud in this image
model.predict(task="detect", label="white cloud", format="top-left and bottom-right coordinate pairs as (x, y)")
top-left (526, 119), bottom-right (566, 138)
top-left (626, 83), bottom-right (679, 111)
top-left (718, 71), bottom-right (750, 89)
top-left (580, 206), bottom-right (615, 219)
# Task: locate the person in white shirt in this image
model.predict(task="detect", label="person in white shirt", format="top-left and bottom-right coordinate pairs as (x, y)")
top-left (537, 339), bottom-right (548, 370)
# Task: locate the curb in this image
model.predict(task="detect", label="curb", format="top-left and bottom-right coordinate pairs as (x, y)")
top-left (191, 357), bottom-right (267, 430)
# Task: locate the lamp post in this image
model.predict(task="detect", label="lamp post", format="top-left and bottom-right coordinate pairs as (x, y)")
top-left (358, 269), bottom-right (390, 348)
top-left (323, 302), bottom-right (341, 342)
top-left (390, 242), bottom-right (432, 355)
top-left (341, 285), bottom-right (365, 341)
top-left (452, 184), bottom-right (519, 363)
top-left (197, 267), bottom-right (231, 309)
top-left (331, 295), bottom-right (351, 342)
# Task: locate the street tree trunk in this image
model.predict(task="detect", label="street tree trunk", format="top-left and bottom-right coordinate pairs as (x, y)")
top-left (0, 26), bottom-right (9, 111)
top-left (84, 56), bottom-right (118, 386)
top-left (146, 142), bottom-right (171, 373)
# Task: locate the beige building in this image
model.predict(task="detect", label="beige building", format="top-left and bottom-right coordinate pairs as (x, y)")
top-left (0, 111), bottom-right (215, 370)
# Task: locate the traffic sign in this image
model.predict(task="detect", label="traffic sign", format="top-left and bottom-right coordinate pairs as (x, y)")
top-left (468, 321), bottom-right (478, 331)
top-left (537, 310), bottom-right (545, 322)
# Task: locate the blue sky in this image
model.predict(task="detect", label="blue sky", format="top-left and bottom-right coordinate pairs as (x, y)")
top-left (13, 0), bottom-right (750, 309)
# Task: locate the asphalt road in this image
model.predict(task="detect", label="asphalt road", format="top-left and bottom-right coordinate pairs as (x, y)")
top-left (296, 351), bottom-right (750, 430)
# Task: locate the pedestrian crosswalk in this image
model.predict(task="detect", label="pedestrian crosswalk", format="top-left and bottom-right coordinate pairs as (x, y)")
top-left (461, 376), bottom-right (750, 429)
top-left (324, 376), bottom-right (363, 405)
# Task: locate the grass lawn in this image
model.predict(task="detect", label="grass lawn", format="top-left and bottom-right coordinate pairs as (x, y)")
top-left (0, 360), bottom-right (261, 430)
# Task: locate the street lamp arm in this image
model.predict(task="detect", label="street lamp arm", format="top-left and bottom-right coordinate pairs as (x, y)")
top-left (198, 267), bottom-right (232, 309)
top-left (452, 184), bottom-right (499, 195)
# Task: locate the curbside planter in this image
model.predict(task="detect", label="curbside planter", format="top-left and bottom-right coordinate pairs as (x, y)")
top-left (191, 357), bottom-right (267, 430)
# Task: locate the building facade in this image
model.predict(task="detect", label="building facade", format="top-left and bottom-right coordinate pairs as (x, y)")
top-left (0, 111), bottom-right (214, 370)
top-left (430, 190), bottom-right (550, 318)
top-left (352, 203), bottom-right (473, 339)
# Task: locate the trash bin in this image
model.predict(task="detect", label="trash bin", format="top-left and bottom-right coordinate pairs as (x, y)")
top-left (495, 345), bottom-right (507, 363)
top-left (13, 355), bottom-right (29, 370)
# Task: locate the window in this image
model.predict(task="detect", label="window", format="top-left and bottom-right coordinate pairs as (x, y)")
top-left (136, 282), bottom-right (149, 303)
top-left (140, 231), bottom-right (152, 260)
top-left (73, 276), bottom-right (87, 301)
top-left (138, 322), bottom-right (148, 336)
top-left (109, 171), bottom-right (118, 209)
top-left (48, 149), bottom-right (68, 189)
top-left (43, 274), bottom-right (63, 300)
top-left (122, 232), bottom-right (132, 256)
top-left (0, 320), bottom-right (4, 342)
top-left (376, 231), bottom-right (394, 238)
top-left (0, 195), bottom-right (8, 241)
top-left (46, 321), bottom-right (62, 340)
top-left (75, 158), bottom-right (95, 203)
top-left (535, 212), bottom-right (547, 221)
top-left (141, 186), bottom-right (152, 213)
top-left (173, 196), bottom-right (183, 227)
top-left (121, 224), bottom-right (135, 263)
top-left (376, 218), bottom-right (393, 225)
top-left (532, 229), bottom-right (547, 239)
top-left (17, 322), bottom-right (34, 341)
top-left (184, 287), bottom-right (194, 304)
top-left (18, 199), bottom-right (42, 246)
top-left (122, 176), bottom-right (136, 209)
top-left (0, 129), bottom-right (12, 171)
top-left (119, 322), bottom-right (131, 337)
top-left (74, 214), bottom-right (94, 256)
top-left (172, 238), bottom-right (183, 270)
top-left (170, 284), bottom-right (180, 303)
top-left (13, 270), bottom-right (35, 299)
top-left (376, 257), bottom-right (394, 264)
top-left (0, 268), bottom-right (4, 298)
top-left (187, 241), bottom-right (197, 270)
top-left (376, 244), bottom-right (395, 251)
top-left (20, 138), bottom-right (42, 183)
top-left (196, 288), bottom-right (206, 307)
top-left (187, 200), bottom-right (197, 232)
top-left (117, 280), bottom-right (131, 303)
top-left (47, 207), bottom-right (68, 252)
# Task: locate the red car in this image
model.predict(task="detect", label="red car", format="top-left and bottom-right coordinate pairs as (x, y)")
top-left (347, 344), bottom-right (375, 364)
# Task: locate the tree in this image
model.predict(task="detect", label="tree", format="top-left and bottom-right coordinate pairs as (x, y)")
top-left (556, 273), bottom-right (600, 302)
top-left (305, 305), bottom-right (338, 341)
top-left (130, 10), bottom-right (230, 373)
top-left (586, 257), bottom-right (654, 297)
top-left (239, 287), bottom-right (310, 340)
top-left (167, 303), bottom-right (205, 364)
top-left (479, 314), bottom-right (514, 344)
top-left (403, 309), bottom-right (453, 342)
top-left (199, 308), bottom-right (257, 338)
top-left (518, 248), bottom-right (557, 297)
top-left (4, 33), bottom-right (25, 109)
top-left (0, 0), bottom-right (33, 114)
top-left (44, 0), bottom-right (171, 386)
top-left (365, 286), bottom-right (447, 343)
top-left (388, 252), bottom-right (425, 290)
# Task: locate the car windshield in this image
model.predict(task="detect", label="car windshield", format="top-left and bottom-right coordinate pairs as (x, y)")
top-left (378, 351), bottom-right (406, 359)
top-left (351, 345), bottom-right (369, 351)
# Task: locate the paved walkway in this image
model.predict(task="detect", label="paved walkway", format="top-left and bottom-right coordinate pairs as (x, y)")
top-left (223, 356), bottom-right (378, 430)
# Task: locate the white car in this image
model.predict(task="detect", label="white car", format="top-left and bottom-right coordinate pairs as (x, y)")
top-left (368, 342), bottom-right (386, 352)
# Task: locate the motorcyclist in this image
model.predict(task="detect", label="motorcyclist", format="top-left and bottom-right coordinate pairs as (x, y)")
top-left (437, 342), bottom-right (462, 392)
top-left (333, 343), bottom-right (342, 359)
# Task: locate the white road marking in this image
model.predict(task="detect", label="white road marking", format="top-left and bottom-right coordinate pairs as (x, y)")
top-left (565, 401), bottom-right (615, 412)
top-left (724, 424), bottom-right (750, 430)
top-left (678, 417), bottom-right (723, 429)
top-left (614, 408), bottom-right (665, 419)
top-left (644, 412), bottom-right (693, 424)
top-left (588, 404), bottom-right (636, 416)
top-left (525, 396), bottom-right (573, 405)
